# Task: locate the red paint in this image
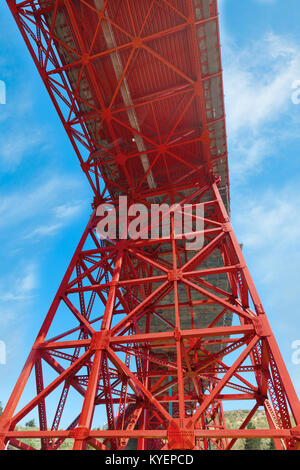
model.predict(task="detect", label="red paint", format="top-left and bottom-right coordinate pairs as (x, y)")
top-left (1, 0), bottom-right (299, 451)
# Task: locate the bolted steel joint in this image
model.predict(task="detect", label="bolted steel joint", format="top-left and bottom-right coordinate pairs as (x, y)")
top-left (174, 327), bottom-right (181, 342)
top-left (291, 425), bottom-right (300, 439)
top-left (168, 419), bottom-right (195, 450)
top-left (70, 426), bottom-right (90, 441)
top-left (168, 269), bottom-right (183, 282)
top-left (80, 161), bottom-right (89, 173)
top-left (90, 331), bottom-right (111, 350)
top-left (253, 316), bottom-right (272, 338)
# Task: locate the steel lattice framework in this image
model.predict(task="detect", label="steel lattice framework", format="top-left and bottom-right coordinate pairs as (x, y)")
top-left (0, 0), bottom-right (300, 451)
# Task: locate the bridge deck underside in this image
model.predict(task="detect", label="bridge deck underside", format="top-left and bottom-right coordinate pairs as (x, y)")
top-left (38, 0), bottom-right (231, 347)
top-left (2, 0), bottom-right (300, 451)
top-left (42, 0), bottom-right (229, 200)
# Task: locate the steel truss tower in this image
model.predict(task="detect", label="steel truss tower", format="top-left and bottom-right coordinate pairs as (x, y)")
top-left (1, 0), bottom-right (299, 450)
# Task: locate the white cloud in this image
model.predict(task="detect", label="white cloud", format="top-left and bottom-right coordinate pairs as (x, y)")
top-left (25, 223), bottom-right (63, 239)
top-left (0, 174), bottom-right (86, 234)
top-left (232, 182), bottom-right (300, 385)
top-left (0, 128), bottom-right (48, 171)
top-left (19, 266), bottom-right (37, 293)
top-left (54, 202), bottom-right (85, 220)
top-left (233, 181), bottom-right (300, 297)
top-left (0, 263), bottom-right (38, 376)
top-left (223, 32), bottom-right (300, 178)
top-left (225, 33), bottom-right (300, 133)
top-left (0, 82), bottom-right (34, 123)
top-left (219, 0), bottom-right (276, 7)
top-left (0, 78), bottom-right (48, 171)
top-left (0, 263), bottom-right (37, 302)
top-left (25, 201), bottom-right (85, 239)
top-left (255, 0), bottom-right (276, 3)
top-left (229, 138), bottom-right (271, 178)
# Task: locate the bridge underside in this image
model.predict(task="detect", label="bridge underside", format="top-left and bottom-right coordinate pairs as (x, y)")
top-left (0, 0), bottom-right (299, 450)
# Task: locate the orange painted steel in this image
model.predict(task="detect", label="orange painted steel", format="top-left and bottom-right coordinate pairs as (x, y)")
top-left (0, 0), bottom-right (299, 450)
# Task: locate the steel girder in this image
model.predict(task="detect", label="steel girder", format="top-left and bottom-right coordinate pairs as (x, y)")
top-left (5, 0), bottom-right (229, 203)
top-left (1, 0), bottom-right (300, 451)
top-left (0, 181), bottom-right (299, 450)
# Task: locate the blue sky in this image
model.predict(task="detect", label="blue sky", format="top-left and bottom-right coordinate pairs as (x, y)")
top-left (0, 0), bottom-right (300, 421)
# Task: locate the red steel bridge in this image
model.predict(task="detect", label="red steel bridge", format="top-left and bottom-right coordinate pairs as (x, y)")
top-left (0, 0), bottom-right (300, 451)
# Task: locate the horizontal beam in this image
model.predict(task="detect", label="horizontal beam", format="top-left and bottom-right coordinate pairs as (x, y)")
top-left (39, 325), bottom-right (255, 350)
top-left (111, 325), bottom-right (255, 344)
top-left (5, 428), bottom-right (293, 440)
